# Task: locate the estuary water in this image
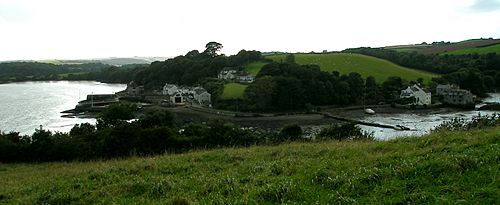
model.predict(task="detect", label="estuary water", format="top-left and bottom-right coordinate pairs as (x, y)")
top-left (358, 93), bottom-right (500, 140)
top-left (0, 81), bottom-right (126, 135)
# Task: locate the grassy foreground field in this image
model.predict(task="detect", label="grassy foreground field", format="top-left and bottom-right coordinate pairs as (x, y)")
top-left (1, 127), bottom-right (499, 204)
top-left (220, 83), bottom-right (247, 99)
top-left (266, 53), bottom-right (438, 83)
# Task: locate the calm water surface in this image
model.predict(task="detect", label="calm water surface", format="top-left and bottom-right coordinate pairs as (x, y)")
top-left (359, 93), bottom-right (500, 140)
top-left (0, 81), bottom-right (125, 135)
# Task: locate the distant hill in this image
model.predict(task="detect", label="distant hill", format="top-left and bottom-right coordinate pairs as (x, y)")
top-left (442, 43), bottom-right (500, 55)
top-left (5, 57), bottom-right (170, 66)
top-left (266, 53), bottom-right (438, 83)
top-left (385, 38), bottom-right (500, 54)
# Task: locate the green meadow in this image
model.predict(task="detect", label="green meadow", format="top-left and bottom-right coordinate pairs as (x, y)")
top-left (443, 43), bottom-right (500, 55)
top-left (243, 62), bottom-right (267, 75)
top-left (0, 126), bottom-right (498, 204)
top-left (267, 53), bottom-right (438, 83)
top-left (220, 83), bottom-right (248, 99)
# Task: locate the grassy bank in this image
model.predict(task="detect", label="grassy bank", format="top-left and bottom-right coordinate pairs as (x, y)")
top-left (1, 127), bottom-right (499, 204)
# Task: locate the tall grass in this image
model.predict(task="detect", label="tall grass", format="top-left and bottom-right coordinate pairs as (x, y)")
top-left (1, 126), bottom-right (498, 204)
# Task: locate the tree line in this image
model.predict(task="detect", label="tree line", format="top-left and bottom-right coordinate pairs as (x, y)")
top-left (0, 103), bottom-right (370, 162)
top-left (133, 43), bottom-right (263, 89)
top-left (217, 60), bottom-right (413, 111)
top-left (0, 62), bottom-right (147, 84)
top-left (0, 62), bottom-right (110, 83)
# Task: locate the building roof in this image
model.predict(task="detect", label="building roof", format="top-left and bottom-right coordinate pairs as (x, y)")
top-left (194, 88), bottom-right (208, 95)
top-left (164, 84), bottom-right (177, 89)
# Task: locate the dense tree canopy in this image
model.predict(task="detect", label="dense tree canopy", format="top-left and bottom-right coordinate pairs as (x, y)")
top-left (134, 45), bottom-right (263, 89)
top-left (242, 62), bottom-right (393, 111)
top-left (0, 62), bottom-right (110, 83)
top-left (204, 42), bottom-right (223, 57)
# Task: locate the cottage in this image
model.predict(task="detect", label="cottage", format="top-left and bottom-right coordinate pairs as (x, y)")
top-left (126, 81), bottom-right (144, 95)
top-left (218, 68), bottom-right (255, 83)
top-left (236, 74), bottom-right (255, 83)
top-left (193, 87), bottom-right (211, 105)
top-left (400, 84), bottom-right (431, 105)
top-left (162, 84), bottom-right (178, 95)
top-left (218, 68), bottom-right (237, 80)
top-left (442, 89), bottom-right (475, 105)
top-left (436, 84), bottom-right (458, 96)
top-left (170, 92), bottom-right (184, 104)
top-left (435, 84), bottom-right (476, 106)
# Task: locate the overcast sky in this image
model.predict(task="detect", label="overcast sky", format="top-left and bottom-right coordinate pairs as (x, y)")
top-left (1, 0), bottom-right (499, 61)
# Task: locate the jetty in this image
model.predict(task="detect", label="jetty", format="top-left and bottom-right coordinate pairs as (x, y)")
top-left (318, 112), bottom-right (410, 131)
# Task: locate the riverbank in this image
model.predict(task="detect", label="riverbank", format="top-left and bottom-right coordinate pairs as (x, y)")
top-left (1, 126), bottom-right (498, 204)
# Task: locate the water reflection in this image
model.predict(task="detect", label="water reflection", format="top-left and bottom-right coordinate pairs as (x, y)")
top-left (0, 81), bottom-right (126, 135)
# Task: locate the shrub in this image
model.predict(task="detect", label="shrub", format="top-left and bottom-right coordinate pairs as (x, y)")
top-left (433, 113), bottom-right (500, 132)
top-left (317, 122), bottom-right (373, 141)
top-left (278, 124), bottom-right (303, 141)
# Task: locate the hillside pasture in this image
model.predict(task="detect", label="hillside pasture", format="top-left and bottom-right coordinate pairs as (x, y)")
top-left (266, 53), bottom-right (438, 83)
top-left (243, 62), bottom-right (267, 75)
top-left (385, 38), bottom-right (500, 54)
top-left (442, 43), bottom-right (500, 55)
top-left (220, 83), bottom-right (247, 99)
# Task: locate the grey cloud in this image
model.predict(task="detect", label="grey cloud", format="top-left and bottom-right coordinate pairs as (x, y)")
top-left (470, 0), bottom-right (500, 12)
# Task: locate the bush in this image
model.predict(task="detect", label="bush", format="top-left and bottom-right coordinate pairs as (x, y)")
top-left (278, 124), bottom-right (303, 141)
top-left (138, 108), bottom-right (175, 128)
top-left (96, 102), bottom-right (136, 129)
top-left (317, 122), bottom-right (373, 141)
top-left (433, 113), bottom-right (500, 132)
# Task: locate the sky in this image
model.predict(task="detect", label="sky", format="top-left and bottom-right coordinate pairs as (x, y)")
top-left (0, 0), bottom-right (499, 61)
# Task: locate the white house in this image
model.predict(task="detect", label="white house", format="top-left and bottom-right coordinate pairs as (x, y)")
top-left (236, 74), bottom-right (255, 83)
top-left (170, 92), bottom-right (184, 104)
top-left (400, 84), bottom-right (431, 105)
top-left (218, 68), bottom-right (255, 83)
top-left (162, 83), bottom-right (178, 95)
top-left (193, 87), bottom-right (211, 105)
top-left (218, 69), bottom-right (237, 80)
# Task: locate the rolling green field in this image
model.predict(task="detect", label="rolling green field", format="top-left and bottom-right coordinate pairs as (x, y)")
top-left (220, 83), bottom-right (247, 99)
top-left (243, 62), bottom-right (267, 75)
top-left (0, 126), bottom-right (498, 204)
top-left (266, 53), bottom-right (438, 83)
top-left (442, 43), bottom-right (500, 55)
top-left (385, 39), bottom-right (500, 54)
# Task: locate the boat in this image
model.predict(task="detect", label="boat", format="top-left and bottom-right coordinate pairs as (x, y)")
top-left (364, 108), bottom-right (376, 115)
top-left (395, 125), bottom-right (411, 130)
